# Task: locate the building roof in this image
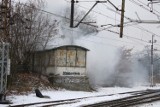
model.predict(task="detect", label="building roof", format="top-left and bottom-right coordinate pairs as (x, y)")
top-left (52, 45), bottom-right (89, 51)
top-left (36, 45), bottom-right (89, 52)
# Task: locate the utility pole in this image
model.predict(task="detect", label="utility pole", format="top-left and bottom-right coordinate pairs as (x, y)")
top-left (70, 0), bottom-right (74, 28)
top-left (120, 0), bottom-right (125, 38)
top-left (149, 35), bottom-right (156, 87)
top-left (70, 0), bottom-right (107, 28)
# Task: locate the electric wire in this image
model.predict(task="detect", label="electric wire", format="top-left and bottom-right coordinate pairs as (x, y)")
top-left (11, 0), bottom-right (142, 42)
top-left (62, 0), bottom-right (158, 45)
top-left (61, 26), bottom-right (145, 46)
top-left (102, 3), bottom-right (160, 39)
top-left (65, 0), bottom-right (141, 30)
top-left (106, 29), bottom-right (149, 44)
top-left (75, 0), bottom-right (103, 2)
top-left (19, 0), bottom-right (159, 41)
top-left (65, 0), bottom-right (141, 29)
top-left (11, 1), bottom-right (98, 28)
top-left (132, 25), bottom-right (160, 38)
top-left (79, 38), bottom-right (120, 48)
top-left (57, 25), bottom-right (149, 50)
top-left (136, 0), bottom-right (160, 16)
top-left (129, 0), bottom-right (160, 17)
top-left (64, 0), bottom-right (120, 23)
top-left (102, 3), bottom-right (133, 21)
top-left (11, 0), bottom-right (160, 48)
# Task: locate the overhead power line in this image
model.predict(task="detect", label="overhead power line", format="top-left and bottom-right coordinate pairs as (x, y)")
top-left (69, 0), bottom-right (126, 38)
top-left (136, 0), bottom-right (160, 15)
top-left (129, 0), bottom-right (160, 19)
top-left (61, 26), bottom-right (145, 46)
top-left (75, 0), bottom-right (102, 2)
top-left (13, 0), bottom-right (160, 38)
top-left (106, 0), bottom-right (121, 11)
top-left (11, 1), bottom-right (98, 28)
top-left (61, 25), bottom-right (150, 46)
top-left (106, 29), bottom-right (150, 44)
top-left (132, 25), bottom-right (160, 38)
top-left (70, 0), bottom-right (107, 27)
top-left (73, 1), bottom-right (120, 22)
top-left (102, 4), bottom-right (160, 38)
top-left (12, 0), bottom-right (160, 46)
top-left (103, 3), bottom-right (160, 24)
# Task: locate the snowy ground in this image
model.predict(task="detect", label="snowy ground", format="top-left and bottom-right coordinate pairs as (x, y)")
top-left (1, 86), bottom-right (160, 107)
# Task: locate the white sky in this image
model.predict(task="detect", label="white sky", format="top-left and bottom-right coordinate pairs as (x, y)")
top-left (5, 2), bottom-right (160, 106)
top-left (14, 0), bottom-right (160, 52)
top-left (12, 1), bottom-right (160, 85)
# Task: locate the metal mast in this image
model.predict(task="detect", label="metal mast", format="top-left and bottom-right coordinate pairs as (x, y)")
top-left (0, 0), bottom-right (11, 42)
top-left (0, 0), bottom-right (11, 101)
top-left (149, 35), bottom-right (156, 87)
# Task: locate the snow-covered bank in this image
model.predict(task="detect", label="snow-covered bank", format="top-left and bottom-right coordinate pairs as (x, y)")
top-left (1, 86), bottom-right (160, 107)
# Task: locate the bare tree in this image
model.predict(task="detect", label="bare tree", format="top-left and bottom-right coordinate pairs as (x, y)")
top-left (113, 47), bottom-right (133, 87)
top-left (137, 46), bottom-right (160, 83)
top-left (10, 0), bottom-right (58, 73)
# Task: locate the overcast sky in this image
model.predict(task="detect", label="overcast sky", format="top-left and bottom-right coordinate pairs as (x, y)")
top-left (13, 0), bottom-right (160, 85)
top-left (14, 0), bottom-right (160, 52)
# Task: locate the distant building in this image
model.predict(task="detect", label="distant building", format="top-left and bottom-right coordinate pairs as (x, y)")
top-left (31, 45), bottom-right (91, 91)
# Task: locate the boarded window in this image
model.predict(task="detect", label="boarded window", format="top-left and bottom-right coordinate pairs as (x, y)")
top-left (54, 47), bottom-right (87, 67)
top-left (66, 49), bottom-right (76, 67)
top-left (76, 50), bottom-right (86, 67)
top-left (56, 49), bottom-right (67, 66)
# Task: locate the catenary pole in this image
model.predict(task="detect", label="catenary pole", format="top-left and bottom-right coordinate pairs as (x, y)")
top-left (120, 0), bottom-right (125, 38)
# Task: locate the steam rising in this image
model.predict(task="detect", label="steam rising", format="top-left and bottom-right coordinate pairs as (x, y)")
top-left (50, 25), bottom-right (149, 87)
top-left (86, 43), bottom-right (120, 87)
top-left (47, 14), bottom-right (149, 88)
top-left (78, 34), bottom-right (149, 87)
top-left (130, 59), bottom-right (149, 86)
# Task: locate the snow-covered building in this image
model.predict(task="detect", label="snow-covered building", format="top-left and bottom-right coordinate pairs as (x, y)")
top-left (31, 45), bottom-right (91, 91)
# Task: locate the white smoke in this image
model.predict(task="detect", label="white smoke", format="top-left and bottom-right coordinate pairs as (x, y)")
top-left (129, 59), bottom-right (149, 86)
top-left (52, 27), bottom-right (149, 87)
top-left (46, 12), bottom-right (149, 88)
top-left (74, 34), bottom-right (149, 87)
top-left (86, 42), bottom-right (120, 87)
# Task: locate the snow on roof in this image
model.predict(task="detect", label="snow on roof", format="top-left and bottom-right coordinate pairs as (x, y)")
top-left (36, 45), bottom-right (89, 52)
top-left (51, 45), bottom-right (89, 51)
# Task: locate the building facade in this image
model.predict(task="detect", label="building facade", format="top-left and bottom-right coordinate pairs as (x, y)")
top-left (32, 45), bottom-right (91, 91)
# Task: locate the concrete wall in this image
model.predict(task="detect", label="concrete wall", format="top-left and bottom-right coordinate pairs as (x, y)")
top-left (48, 76), bottom-right (91, 91)
top-left (46, 67), bottom-right (86, 76)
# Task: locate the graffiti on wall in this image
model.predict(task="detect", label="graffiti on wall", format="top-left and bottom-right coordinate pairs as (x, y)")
top-left (63, 72), bottom-right (80, 75)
